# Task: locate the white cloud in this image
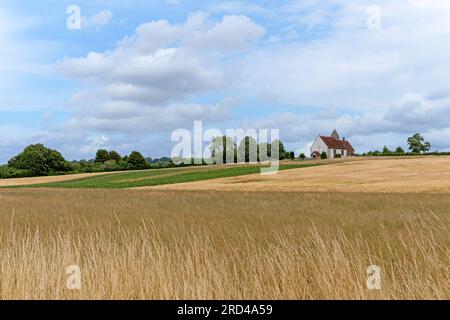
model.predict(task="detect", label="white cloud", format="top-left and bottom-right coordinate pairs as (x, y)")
top-left (209, 1), bottom-right (270, 16)
top-left (384, 91), bottom-right (450, 131)
top-left (0, 124), bottom-right (49, 162)
top-left (58, 13), bottom-right (264, 136)
top-left (186, 15), bottom-right (265, 52)
top-left (242, 0), bottom-right (450, 111)
top-left (64, 98), bottom-right (237, 133)
top-left (82, 10), bottom-right (113, 30)
top-left (79, 135), bottom-right (111, 154)
top-left (241, 88), bottom-right (450, 153)
top-left (6, 1), bottom-right (450, 161)
top-left (54, 2), bottom-right (450, 157)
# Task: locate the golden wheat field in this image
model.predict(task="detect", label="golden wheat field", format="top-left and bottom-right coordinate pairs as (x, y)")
top-left (0, 187), bottom-right (448, 300)
top-left (147, 156), bottom-right (450, 193)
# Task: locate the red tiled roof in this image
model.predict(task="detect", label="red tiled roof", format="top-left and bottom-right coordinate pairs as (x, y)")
top-left (342, 140), bottom-right (355, 153)
top-left (320, 136), bottom-right (355, 153)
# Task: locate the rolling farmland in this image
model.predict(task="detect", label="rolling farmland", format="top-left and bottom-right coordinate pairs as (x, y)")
top-left (0, 157), bottom-right (449, 299)
top-left (0, 162), bottom-right (323, 189)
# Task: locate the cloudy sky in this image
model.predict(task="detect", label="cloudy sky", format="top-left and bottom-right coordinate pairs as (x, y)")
top-left (1, 0), bottom-right (450, 162)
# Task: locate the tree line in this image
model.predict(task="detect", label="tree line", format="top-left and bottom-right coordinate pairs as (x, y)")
top-left (0, 136), bottom-right (296, 179)
top-left (0, 145), bottom-right (164, 179)
top-left (362, 133), bottom-right (436, 156)
top-left (209, 136), bottom-right (296, 164)
top-left (3, 133), bottom-right (438, 179)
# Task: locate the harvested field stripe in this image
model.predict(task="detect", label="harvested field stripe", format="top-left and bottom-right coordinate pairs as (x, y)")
top-left (4, 163), bottom-right (324, 189)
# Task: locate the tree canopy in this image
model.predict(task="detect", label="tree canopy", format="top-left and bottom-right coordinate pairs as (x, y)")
top-left (127, 151), bottom-right (149, 169)
top-left (95, 149), bottom-right (110, 164)
top-left (395, 147), bottom-right (405, 154)
top-left (382, 146), bottom-right (391, 154)
top-left (8, 144), bottom-right (71, 176)
top-left (271, 139), bottom-right (286, 160)
top-left (407, 133), bottom-right (431, 153)
top-left (237, 136), bottom-right (258, 163)
top-left (210, 136), bottom-right (236, 164)
top-left (109, 151), bottom-right (122, 163)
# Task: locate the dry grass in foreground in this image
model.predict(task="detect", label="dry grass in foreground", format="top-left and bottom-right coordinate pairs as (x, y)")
top-left (0, 189), bottom-right (448, 299)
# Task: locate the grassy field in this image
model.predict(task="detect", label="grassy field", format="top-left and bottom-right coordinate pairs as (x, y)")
top-left (0, 188), bottom-right (448, 299)
top-left (4, 162), bottom-right (322, 189)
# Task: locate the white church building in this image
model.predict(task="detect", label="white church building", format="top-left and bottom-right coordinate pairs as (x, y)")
top-left (310, 129), bottom-right (355, 159)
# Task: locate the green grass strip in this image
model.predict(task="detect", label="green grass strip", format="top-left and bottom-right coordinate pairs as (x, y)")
top-left (7, 163), bottom-right (323, 189)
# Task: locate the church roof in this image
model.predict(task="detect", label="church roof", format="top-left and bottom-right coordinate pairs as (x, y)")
top-left (320, 136), bottom-right (355, 152)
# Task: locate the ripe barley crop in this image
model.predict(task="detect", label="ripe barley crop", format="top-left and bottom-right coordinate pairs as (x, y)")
top-left (0, 189), bottom-right (448, 299)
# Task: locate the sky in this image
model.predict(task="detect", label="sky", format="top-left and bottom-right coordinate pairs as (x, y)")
top-left (1, 0), bottom-right (450, 162)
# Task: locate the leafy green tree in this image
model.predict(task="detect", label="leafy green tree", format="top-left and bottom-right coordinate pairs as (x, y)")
top-left (395, 147), bottom-right (405, 154)
top-left (407, 133), bottom-right (431, 153)
top-left (210, 136), bottom-right (236, 164)
top-left (126, 151), bottom-right (148, 169)
top-left (299, 153), bottom-right (306, 160)
top-left (289, 151), bottom-right (295, 160)
top-left (320, 151), bottom-right (327, 159)
top-left (95, 149), bottom-right (110, 164)
top-left (237, 136), bottom-right (258, 163)
top-left (103, 159), bottom-right (121, 171)
top-left (8, 144), bottom-right (71, 176)
top-left (382, 146), bottom-right (391, 154)
top-left (258, 143), bottom-right (271, 161)
top-left (272, 139), bottom-right (287, 160)
top-left (109, 151), bottom-right (122, 163)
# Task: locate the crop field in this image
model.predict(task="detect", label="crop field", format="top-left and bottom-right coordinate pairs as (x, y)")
top-left (0, 162), bottom-right (323, 189)
top-left (0, 157), bottom-right (448, 300)
top-left (148, 156), bottom-right (450, 193)
top-left (0, 171), bottom-right (113, 187)
top-left (0, 189), bottom-right (448, 300)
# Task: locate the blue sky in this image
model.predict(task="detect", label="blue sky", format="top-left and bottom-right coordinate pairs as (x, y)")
top-left (1, 0), bottom-right (450, 162)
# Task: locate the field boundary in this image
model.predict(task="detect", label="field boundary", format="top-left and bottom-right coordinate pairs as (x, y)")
top-left (1, 162), bottom-right (330, 189)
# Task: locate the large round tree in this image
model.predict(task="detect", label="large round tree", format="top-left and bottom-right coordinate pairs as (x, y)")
top-left (126, 151), bottom-right (149, 169)
top-left (95, 149), bottom-right (110, 164)
top-left (407, 133), bottom-right (431, 153)
top-left (8, 144), bottom-right (71, 176)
